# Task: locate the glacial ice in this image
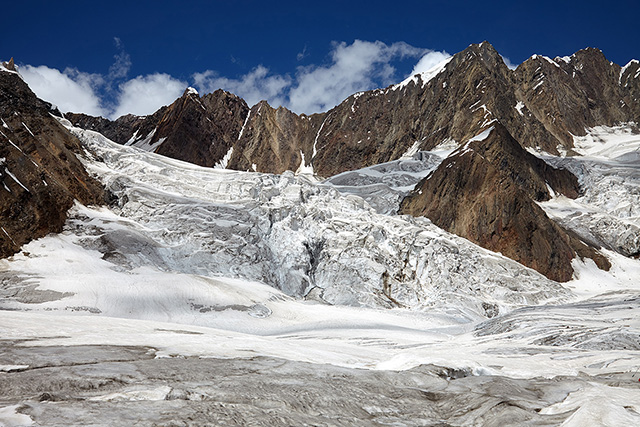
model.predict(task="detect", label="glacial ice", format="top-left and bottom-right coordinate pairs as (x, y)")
top-left (1, 123), bottom-right (640, 425)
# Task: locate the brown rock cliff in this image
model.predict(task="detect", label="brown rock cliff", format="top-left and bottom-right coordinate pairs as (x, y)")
top-left (0, 63), bottom-right (104, 258)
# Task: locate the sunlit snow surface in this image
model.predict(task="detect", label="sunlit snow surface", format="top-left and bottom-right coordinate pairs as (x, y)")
top-left (2, 124), bottom-right (640, 425)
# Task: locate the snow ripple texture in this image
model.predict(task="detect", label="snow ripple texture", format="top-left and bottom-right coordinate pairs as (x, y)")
top-left (72, 127), bottom-right (568, 319)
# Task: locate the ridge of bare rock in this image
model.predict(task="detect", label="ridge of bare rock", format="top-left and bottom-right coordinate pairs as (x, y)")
top-left (514, 48), bottom-right (636, 150)
top-left (150, 89), bottom-right (250, 168)
top-left (227, 100), bottom-right (318, 173)
top-left (66, 42), bottom-right (640, 178)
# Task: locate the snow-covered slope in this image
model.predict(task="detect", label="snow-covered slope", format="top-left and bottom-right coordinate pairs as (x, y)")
top-left (539, 124), bottom-right (640, 260)
top-left (1, 123), bottom-right (640, 425)
top-left (31, 123), bottom-right (569, 317)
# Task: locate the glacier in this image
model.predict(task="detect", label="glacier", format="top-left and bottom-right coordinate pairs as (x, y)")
top-left (1, 122), bottom-right (640, 426)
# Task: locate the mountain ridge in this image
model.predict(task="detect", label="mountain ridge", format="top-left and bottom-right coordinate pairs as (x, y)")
top-left (66, 42), bottom-right (640, 177)
top-left (399, 123), bottom-right (611, 281)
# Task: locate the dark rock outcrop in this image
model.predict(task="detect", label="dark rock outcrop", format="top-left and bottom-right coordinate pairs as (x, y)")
top-left (399, 124), bottom-right (610, 282)
top-left (228, 101), bottom-right (319, 173)
top-left (68, 89), bottom-right (250, 168)
top-left (152, 89), bottom-right (249, 168)
top-left (619, 59), bottom-right (640, 119)
top-left (65, 111), bottom-right (161, 148)
top-left (0, 61), bottom-right (104, 258)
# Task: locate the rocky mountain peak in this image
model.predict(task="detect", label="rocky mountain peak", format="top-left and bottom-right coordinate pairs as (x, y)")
top-left (459, 123), bottom-right (580, 200)
top-left (443, 41), bottom-right (509, 81)
top-left (145, 87), bottom-right (249, 167)
top-left (570, 46), bottom-right (607, 64)
top-left (1, 57), bottom-right (16, 72)
top-left (227, 99), bottom-right (316, 173)
top-left (620, 59), bottom-right (640, 81)
top-left (620, 59), bottom-right (640, 117)
top-left (465, 41), bottom-right (505, 66)
top-left (183, 86), bottom-right (199, 97)
top-left (513, 46), bottom-right (638, 151)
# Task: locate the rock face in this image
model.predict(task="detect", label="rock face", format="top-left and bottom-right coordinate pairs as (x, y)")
top-left (0, 60), bottom-right (104, 258)
top-left (152, 89), bottom-right (249, 168)
top-left (399, 124), bottom-right (610, 282)
top-left (307, 42), bottom-right (556, 175)
top-left (69, 89), bottom-right (250, 168)
top-left (514, 50), bottom-right (639, 149)
top-left (228, 101), bottom-right (319, 173)
top-left (65, 111), bottom-right (164, 151)
top-left (618, 59), bottom-right (640, 119)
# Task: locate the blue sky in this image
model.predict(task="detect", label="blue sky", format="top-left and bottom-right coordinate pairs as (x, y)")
top-left (3, 0), bottom-right (639, 118)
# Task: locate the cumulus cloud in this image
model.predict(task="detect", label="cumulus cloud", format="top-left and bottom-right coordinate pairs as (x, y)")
top-left (20, 65), bottom-right (107, 116)
top-left (409, 51), bottom-right (451, 76)
top-left (288, 40), bottom-right (429, 113)
top-left (112, 74), bottom-right (187, 118)
top-left (193, 66), bottom-right (291, 108)
top-left (21, 65), bottom-right (183, 119)
top-left (19, 40), bottom-right (450, 119)
top-left (19, 37), bottom-right (186, 120)
top-left (194, 40), bottom-right (443, 114)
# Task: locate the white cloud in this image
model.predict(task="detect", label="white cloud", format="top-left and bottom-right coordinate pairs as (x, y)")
top-left (18, 40), bottom-right (451, 119)
top-left (20, 65), bottom-right (107, 116)
top-left (296, 46), bottom-right (308, 61)
top-left (20, 66), bottom-right (186, 119)
top-left (112, 74), bottom-right (187, 118)
top-left (409, 51), bottom-right (451, 76)
top-left (108, 50), bottom-right (131, 81)
top-left (18, 39), bottom-right (185, 120)
top-left (288, 40), bottom-right (430, 113)
top-left (194, 40), bottom-right (441, 114)
top-left (193, 66), bottom-right (291, 108)
top-left (501, 55), bottom-right (518, 70)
